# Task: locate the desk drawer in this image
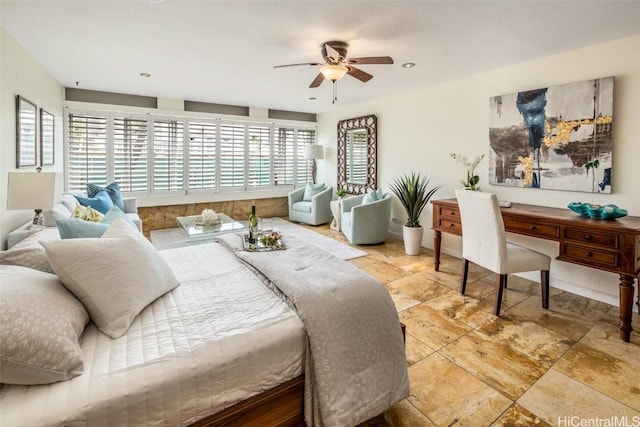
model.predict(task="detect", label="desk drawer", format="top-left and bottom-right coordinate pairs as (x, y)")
top-left (437, 218), bottom-right (462, 234)
top-left (504, 219), bottom-right (559, 240)
top-left (563, 228), bottom-right (619, 249)
top-left (437, 206), bottom-right (460, 220)
top-left (561, 244), bottom-right (619, 268)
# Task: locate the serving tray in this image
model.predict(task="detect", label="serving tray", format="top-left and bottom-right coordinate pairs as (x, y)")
top-left (242, 234), bottom-right (286, 252)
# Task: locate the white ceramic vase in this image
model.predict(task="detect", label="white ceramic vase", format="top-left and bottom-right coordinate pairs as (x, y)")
top-left (402, 225), bottom-right (423, 256)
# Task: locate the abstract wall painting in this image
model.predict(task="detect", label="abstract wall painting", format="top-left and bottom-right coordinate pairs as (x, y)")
top-left (489, 77), bottom-right (613, 193)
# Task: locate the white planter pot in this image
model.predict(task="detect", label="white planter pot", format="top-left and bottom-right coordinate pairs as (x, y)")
top-left (402, 225), bottom-right (424, 256)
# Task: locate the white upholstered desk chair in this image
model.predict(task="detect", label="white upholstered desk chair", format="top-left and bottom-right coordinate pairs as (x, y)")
top-left (455, 190), bottom-right (551, 316)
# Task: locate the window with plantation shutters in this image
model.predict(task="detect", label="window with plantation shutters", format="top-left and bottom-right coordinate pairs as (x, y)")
top-left (273, 127), bottom-right (294, 186)
top-left (65, 108), bottom-right (315, 196)
top-left (248, 125), bottom-right (271, 188)
top-left (113, 117), bottom-right (148, 193)
top-left (219, 123), bottom-right (245, 190)
top-left (188, 121), bottom-right (217, 190)
top-left (67, 113), bottom-right (108, 191)
top-left (153, 119), bottom-right (184, 192)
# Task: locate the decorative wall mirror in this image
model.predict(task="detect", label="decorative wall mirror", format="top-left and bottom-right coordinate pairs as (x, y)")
top-left (16, 95), bottom-right (37, 168)
top-left (337, 114), bottom-right (377, 194)
top-left (40, 109), bottom-right (55, 166)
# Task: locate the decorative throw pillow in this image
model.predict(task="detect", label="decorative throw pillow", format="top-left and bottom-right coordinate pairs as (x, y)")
top-left (43, 203), bottom-right (72, 227)
top-left (60, 193), bottom-right (79, 213)
top-left (71, 205), bottom-right (105, 222)
top-left (71, 205), bottom-right (87, 219)
top-left (41, 219), bottom-right (179, 339)
top-left (302, 182), bottom-right (326, 201)
top-left (87, 182), bottom-right (125, 211)
top-left (0, 265), bottom-right (89, 385)
top-left (362, 189), bottom-right (379, 205)
top-left (0, 227), bottom-right (60, 274)
top-left (74, 190), bottom-right (114, 215)
top-left (56, 218), bottom-right (109, 239)
top-left (100, 206), bottom-right (137, 229)
top-left (0, 247), bottom-right (55, 274)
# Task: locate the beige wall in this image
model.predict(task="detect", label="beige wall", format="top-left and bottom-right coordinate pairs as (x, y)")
top-left (317, 33), bottom-right (640, 307)
top-left (0, 28), bottom-right (64, 249)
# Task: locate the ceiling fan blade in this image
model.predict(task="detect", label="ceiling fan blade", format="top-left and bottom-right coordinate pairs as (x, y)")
top-left (347, 66), bottom-right (373, 83)
top-left (273, 62), bottom-right (322, 68)
top-left (324, 43), bottom-right (341, 63)
top-left (347, 56), bottom-right (394, 65)
top-left (309, 72), bottom-right (325, 88)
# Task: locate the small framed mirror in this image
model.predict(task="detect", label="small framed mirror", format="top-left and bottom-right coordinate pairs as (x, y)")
top-left (16, 95), bottom-right (37, 168)
top-left (40, 109), bottom-right (55, 166)
top-left (337, 114), bottom-right (377, 194)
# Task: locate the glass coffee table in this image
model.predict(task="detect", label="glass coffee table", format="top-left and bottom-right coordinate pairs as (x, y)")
top-left (176, 214), bottom-right (245, 241)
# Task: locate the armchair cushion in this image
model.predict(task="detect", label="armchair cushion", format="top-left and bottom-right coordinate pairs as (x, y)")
top-left (292, 201), bottom-right (312, 213)
top-left (302, 182), bottom-right (326, 201)
top-left (362, 189), bottom-right (384, 204)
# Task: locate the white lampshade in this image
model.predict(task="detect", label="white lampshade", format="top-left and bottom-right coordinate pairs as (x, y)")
top-left (7, 172), bottom-right (57, 210)
top-left (320, 64), bottom-right (348, 81)
top-left (304, 144), bottom-right (324, 160)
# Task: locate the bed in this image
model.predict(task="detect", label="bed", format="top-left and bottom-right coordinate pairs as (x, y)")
top-left (0, 219), bottom-right (409, 426)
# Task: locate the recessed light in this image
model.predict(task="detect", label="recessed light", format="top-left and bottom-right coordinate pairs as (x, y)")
top-left (140, 72), bottom-right (152, 78)
top-left (309, 97), bottom-right (316, 101)
top-left (402, 63), bottom-right (416, 68)
top-left (149, 0), bottom-right (165, 3)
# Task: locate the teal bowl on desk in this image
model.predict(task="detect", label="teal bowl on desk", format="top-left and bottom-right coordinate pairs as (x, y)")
top-left (567, 202), bottom-right (628, 220)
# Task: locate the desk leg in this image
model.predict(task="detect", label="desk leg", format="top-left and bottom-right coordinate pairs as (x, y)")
top-left (619, 274), bottom-right (635, 342)
top-left (434, 230), bottom-right (442, 272)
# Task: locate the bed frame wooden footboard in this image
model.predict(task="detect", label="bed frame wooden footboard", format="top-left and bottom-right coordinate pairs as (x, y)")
top-left (189, 376), bottom-right (305, 427)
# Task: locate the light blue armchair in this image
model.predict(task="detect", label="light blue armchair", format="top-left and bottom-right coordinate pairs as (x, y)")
top-left (341, 193), bottom-right (392, 244)
top-left (288, 184), bottom-right (333, 226)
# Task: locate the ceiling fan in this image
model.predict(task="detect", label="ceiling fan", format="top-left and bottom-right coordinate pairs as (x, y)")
top-left (274, 41), bottom-right (394, 94)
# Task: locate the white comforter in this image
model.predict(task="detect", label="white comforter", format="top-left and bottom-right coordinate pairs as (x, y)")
top-left (0, 243), bottom-right (305, 426)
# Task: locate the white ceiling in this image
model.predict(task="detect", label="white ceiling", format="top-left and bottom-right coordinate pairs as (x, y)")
top-left (2, 0), bottom-right (640, 114)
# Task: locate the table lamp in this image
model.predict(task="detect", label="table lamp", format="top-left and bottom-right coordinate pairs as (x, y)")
top-left (7, 169), bottom-right (57, 225)
top-left (304, 144), bottom-right (324, 184)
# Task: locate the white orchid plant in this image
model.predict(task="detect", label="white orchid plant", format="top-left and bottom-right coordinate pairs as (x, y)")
top-left (450, 153), bottom-right (485, 191)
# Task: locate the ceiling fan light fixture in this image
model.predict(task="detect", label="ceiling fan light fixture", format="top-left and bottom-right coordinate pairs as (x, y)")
top-left (320, 64), bottom-right (348, 81)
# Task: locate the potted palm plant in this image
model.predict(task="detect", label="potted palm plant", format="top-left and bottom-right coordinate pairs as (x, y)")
top-left (389, 173), bottom-right (441, 255)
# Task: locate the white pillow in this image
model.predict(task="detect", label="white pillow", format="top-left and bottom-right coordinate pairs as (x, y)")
top-left (43, 203), bottom-right (72, 227)
top-left (0, 265), bottom-right (89, 385)
top-left (41, 219), bottom-right (179, 339)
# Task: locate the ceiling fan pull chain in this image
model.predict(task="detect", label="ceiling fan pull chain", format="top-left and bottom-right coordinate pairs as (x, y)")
top-left (333, 81), bottom-right (338, 104)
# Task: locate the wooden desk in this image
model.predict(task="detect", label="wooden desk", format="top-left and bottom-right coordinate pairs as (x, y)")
top-left (431, 198), bottom-right (640, 342)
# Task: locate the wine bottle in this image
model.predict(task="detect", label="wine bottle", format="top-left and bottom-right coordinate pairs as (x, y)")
top-left (248, 205), bottom-right (257, 244)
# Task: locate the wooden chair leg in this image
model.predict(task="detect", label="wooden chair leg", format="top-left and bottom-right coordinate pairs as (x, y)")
top-left (503, 276), bottom-right (508, 289)
top-left (494, 274), bottom-right (506, 316)
top-left (460, 259), bottom-right (469, 294)
top-left (541, 270), bottom-right (550, 309)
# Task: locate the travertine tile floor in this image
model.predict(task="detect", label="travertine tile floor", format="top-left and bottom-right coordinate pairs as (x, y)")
top-left (304, 224), bottom-right (640, 427)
